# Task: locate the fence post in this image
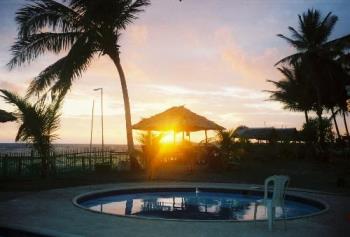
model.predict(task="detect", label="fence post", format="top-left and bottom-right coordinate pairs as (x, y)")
top-left (52, 153), bottom-right (56, 175)
top-left (3, 154), bottom-right (8, 177)
top-left (82, 155), bottom-right (85, 171)
top-left (89, 151), bottom-right (92, 171)
top-left (73, 153), bottom-right (76, 170)
top-left (17, 155), bottom-right (22, 176)
top-left (30, 150), bottom-right (34, 176)
top-left (102, 149), bottom-right (104, 163)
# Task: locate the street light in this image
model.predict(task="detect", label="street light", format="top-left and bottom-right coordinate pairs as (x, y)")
top-left (94, 88), bottom-right (104, 151)
top-left (89, 99), bottom-right (94, 169)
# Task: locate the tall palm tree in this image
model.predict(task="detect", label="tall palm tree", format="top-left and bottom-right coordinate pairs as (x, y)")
top-left (276, 9), bottom-right (350, 144)
top-left (8, 0), bottom-right (150, 169)
top-left (321, 58), bottom-right (350, 139)
top-left (0, 89), bottom-right (63, 177)
top-left (338, 52), bottom-right (350, 136)
top-left (267, 62), bottom-right (315, 124)
top-left (342, 111), bottom-right (350, 137)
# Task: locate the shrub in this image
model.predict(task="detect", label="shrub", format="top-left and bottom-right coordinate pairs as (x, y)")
top-left (301, 117), bottom-right (334, 143)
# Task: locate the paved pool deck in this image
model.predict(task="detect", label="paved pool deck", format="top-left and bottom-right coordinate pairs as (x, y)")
top-left (0, 182), bottom-right (349, 237)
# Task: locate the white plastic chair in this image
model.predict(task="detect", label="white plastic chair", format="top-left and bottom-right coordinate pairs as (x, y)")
top-left (253, 175), bottom-right (289, 231)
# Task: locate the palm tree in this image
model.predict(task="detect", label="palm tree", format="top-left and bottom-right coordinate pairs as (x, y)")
top-left (338, 52), bottom-right (350, 136)
top-left (0, 89), bottom-right (62, 177)
top-left (342, 111), bottom-right (350, 137)
top-left (321, 58), bottom-right (350, 139)
top-left (216, 129), bottom-right (235, 160)
top-left (8, 0), bottom-right (150, 170)
top-left (267, 62), bottom-right (315, 124)
top-left (276, 9), bottom-right (350, 144)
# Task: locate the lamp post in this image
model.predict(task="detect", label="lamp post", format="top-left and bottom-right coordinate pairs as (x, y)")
top-left (89, 100), bottom-right (94, 170)
top-left (90, 99), bottom-right (95, 152)
top-left (94, 88), bottom-right (104, 151)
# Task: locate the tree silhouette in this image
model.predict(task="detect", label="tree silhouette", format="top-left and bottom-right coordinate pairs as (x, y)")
top-left (0, 89), bottom-right (63, 177)
top-left (267, 62), bottom-right (315, 124)
top-left (276, 9), bottom-right (350, 144)
top-left (8, 0), bottom-right (150, 170)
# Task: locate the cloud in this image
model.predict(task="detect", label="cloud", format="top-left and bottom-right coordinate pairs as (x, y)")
top-left (214, 27), bottom-right (283, 88)
top-left (144, 84), bottom-right (266, 100)
top-left (217, 112), bottom-right (244, 124)
top-left (243, 101), bottom-right (284, 111)
top-left (127, 24), bottom-right (149, 46)
top-left (0, 80), bottom-right (25, 93)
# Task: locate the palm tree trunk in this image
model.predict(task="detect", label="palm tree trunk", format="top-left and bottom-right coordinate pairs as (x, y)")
top-left (310, 57), bottom-right (325, 147)
top-left (38, 146), bottom-right (49, 178)
top-left (343, 111), bottom-right (350, 137)
top-left (304, 110), bottom-right (309, 124)
top-left (331, 107), bottom-right (341, 139)
top-left (316, 106), bottom-right (325, 144)
top-left (109, 53), bottom-right (140, 170)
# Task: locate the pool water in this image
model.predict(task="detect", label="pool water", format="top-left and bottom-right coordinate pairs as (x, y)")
top-left (78, 188), bottom-right (325, 221)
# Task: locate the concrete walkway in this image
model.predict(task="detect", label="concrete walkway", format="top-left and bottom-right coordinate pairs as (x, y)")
top-left (0, 182), bottom-right (349, 237)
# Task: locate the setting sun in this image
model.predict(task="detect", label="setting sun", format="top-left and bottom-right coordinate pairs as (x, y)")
top-left (160, 132), bottom-right (175, 144)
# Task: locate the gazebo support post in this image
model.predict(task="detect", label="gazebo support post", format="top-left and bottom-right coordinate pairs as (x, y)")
top-left (182, 131), bottom-right (185, 142)
top-left (205, 130), bottom-right (208, 144)
top-left (147, 130), bottom-right (151, 145)
top-left (173, 130), bottom-right (176, 144)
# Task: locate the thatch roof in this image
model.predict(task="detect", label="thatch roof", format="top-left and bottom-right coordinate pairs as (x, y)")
top-left (132, 106), bottom-right (225, 132)
top-left (234, 127), bottom-right (298, 141)
top-left (0, 109), bottom-right (16, 123)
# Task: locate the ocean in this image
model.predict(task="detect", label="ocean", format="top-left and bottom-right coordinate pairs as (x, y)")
top-left (0, 143), bottom-right (129, 154)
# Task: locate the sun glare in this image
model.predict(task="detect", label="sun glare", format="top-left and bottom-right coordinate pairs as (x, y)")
top-left (160, 132), bottom-right (175, 144)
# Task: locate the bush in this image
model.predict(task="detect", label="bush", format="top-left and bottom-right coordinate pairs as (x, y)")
top-left (301, 117), bottom-right (334, 143)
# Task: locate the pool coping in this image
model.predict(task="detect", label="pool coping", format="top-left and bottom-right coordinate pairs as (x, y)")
top-left (0, 223), bottom-right (83, 237)
top-left (72, 184), bottom-right (330, 223)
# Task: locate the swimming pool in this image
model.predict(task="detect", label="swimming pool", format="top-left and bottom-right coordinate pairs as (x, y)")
top-left (74, 187), bottom-right (327, 221)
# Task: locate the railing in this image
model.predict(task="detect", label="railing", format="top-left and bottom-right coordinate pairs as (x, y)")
top-left (0, 149), bottom-right (130, 177)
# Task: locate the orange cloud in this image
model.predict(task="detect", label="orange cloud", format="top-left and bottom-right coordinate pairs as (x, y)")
top-left (214, 27), bottom-right (282, 88)
top-left (127, 24), bottom-right (149, 46)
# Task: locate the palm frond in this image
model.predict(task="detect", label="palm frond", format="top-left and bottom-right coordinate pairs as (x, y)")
top-left (115, 0), bottom-right (151, 30)
top-left (319, 12), bottom-right (337, 42)
top-left (8, 32), bottom-right (81, 69)
top-left (277, 34), bottom-right (305, 50)
top-left (1, 89), bottom-right (62, 152)
top-left (27, 35), bottom-right (96, 96)
top-left (51, 37), bottom-right (96, 96)
top-left (324, 34), bottom-right (350, 51)
top-left (15, 124), bottom-right (26, 142)
top-left (274, 52), bottom-right (304, 66)
top-left (287, 26), bottom-right (305, 43)
top-left (0, 109), bottom-right (17, 123)
top-left (16, 0), bottom-right (79, 37)
top-left (0, 89), bottom-right (31, 115)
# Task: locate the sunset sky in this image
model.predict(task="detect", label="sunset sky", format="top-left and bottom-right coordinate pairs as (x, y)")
top-left (0, 0), bottom-right (349, 144)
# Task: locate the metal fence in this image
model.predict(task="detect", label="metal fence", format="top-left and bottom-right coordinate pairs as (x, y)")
top-left (0, 149), bottom-right (130, 177)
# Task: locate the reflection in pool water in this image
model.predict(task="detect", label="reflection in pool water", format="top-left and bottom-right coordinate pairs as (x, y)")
top-left (79, 190), bottom-right (323, 220)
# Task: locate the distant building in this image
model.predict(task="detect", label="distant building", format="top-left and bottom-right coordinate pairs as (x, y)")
top-left (233, 126), bottom-right (299, 143)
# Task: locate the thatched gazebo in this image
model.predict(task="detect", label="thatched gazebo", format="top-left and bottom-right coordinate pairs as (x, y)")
top-left (132, 106), bottom-right (224, 143)
top-left (0, 109), bottom-right (16, 123)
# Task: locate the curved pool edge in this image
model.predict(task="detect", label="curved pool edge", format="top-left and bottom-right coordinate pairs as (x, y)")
top-left (0, 223), bottom-right (82, 237)
top-left (72, 184), bottom-right (329, 223)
